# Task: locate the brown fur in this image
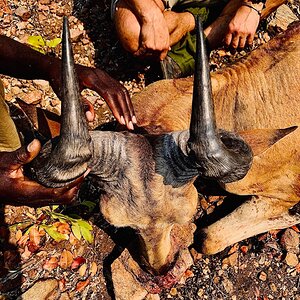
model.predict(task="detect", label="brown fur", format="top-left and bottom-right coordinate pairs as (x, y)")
top-left (131, 21), bottom-right (300, 255)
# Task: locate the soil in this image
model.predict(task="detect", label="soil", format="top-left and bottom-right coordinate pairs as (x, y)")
top-left (0, 0), bottom-right (300, 299)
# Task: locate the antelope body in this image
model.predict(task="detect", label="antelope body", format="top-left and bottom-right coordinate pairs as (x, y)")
top-left (30, 18), bottom-right (300, 275)
top-left (132, 21), bottom-right (300, 255)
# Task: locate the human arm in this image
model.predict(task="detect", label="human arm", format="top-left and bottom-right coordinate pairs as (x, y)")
top-left (0, 139), bottom-right (85, 207)
top-left (0, 35), bottom-right (135, 129)
top-left (124, 0), bottom-right (170, 60)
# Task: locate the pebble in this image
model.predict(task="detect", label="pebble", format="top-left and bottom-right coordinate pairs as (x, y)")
top-left (14, 6), bottom-right (31, 21)
top-left (285, 252), bottom-right (299, 267)
top-left (258, 271), bottom-right (267, 281)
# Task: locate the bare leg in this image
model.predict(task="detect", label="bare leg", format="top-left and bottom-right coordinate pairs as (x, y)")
top-left (114, 0), bottom-right (194, 56)
top-left (197, 196), bottom-right (300, 255)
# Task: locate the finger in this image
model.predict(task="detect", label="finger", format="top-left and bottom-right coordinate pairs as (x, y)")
top-left (82, 98), bottom-right (95, 122)
top-left (159, 49), bottom-right (168, 61)
top-left (8, 139), bottom-right (41, 170)
top-left (224, 33), bottom-right (233, 47)
top-left (231, 34), bottom-right (240, 49)
top-left (239, 36), bottom-right (247, 49)
top-left (246, 34), bottom-right (254, 46)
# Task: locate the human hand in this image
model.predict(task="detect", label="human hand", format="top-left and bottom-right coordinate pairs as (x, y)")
top-left (0, 139), bottom-right (84, 207)
top-left (75, 65), bottom-right (136, 130)
top-left (134, 9), bottom-right (170, 60)
top-left (224, 3), bottom-right (261, 48)
top-left (49, 64), bottom-right (136, 130)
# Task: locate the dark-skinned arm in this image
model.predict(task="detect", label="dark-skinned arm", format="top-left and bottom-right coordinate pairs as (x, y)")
top-left (0, 35), bottom-right (136, 129)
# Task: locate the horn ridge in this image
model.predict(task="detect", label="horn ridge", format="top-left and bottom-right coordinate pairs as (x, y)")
top-left (30, 16), bottom-right (92, 187)
top-left (188, 17), bottom-right (253, 183)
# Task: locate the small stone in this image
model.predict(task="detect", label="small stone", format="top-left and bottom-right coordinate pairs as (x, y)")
top-left (169, 288), bottom-right (177, 296)
top-left (258, 271), bottom-right (267, 281)
top-left (269, 282), bottom-right (277, 292)
top-left (70, 28), bottom-right (84, 42)
top-left (197, 288), bottom-right (204, 297)
top-left (281, 228), bottom-right (299, 253)
top-left (222, 278), bottom-right (234, 294)
top-left (22, 90), bottom-right (43, 104)
top-left (285, 252), bottom-right (299, 267)
top-left (15, 6), bottom-right (31, 21)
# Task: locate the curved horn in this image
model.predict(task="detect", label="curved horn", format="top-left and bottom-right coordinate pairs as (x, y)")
top-left (30, 16), bottom-right (92, 187)
top-left (187, 17), bottom-right (252, 183)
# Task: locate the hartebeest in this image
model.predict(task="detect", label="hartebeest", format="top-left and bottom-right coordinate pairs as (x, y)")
top-left (29, 16), bottom-right (299, 277)
top-left (29, 17), bottom-right (256, 274)
top-left (132, 21), bottom-right (300, 255)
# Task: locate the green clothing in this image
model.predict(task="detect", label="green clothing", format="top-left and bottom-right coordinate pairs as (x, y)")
top-left (0, 79), bottom-right (21, 151)
top-left (168, 2), bottom-right (229, 76)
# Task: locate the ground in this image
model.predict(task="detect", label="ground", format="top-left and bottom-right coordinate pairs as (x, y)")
top-left (0, 0), bottom-right (300, 299)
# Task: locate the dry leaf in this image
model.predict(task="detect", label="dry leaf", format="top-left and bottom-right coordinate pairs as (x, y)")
top-left (78, 263), bottom-right (87, 277)
top-left (29, 226), bottom-right (41, 246)
top-left (76, 278), bottom-right (90, 292)
top-left (89, 262), bottom-right (98, 276)
top-left (71, 256), bottom-right (86, 270)
top-left (21, 245), bottom-right (32, 260)
top-left (43, 256), bottom-right (59, 271)
top-left (27, 241), bottom-right (39, 253)
top-left (59, 278), bottom-right (66, 291)
top-left (228, 243), bottom-right (239, 255)
top-left (69, 233), bottom-right (79, 245)
top-left (15, 229), bottom-right (23, 242)
top-left (18, 234), bottom-right (29, 247)
top-left (57, 223), bottom-right (71, 234)
top-left (240, 245), bottom-right (249, 254)
top-left (58, 249), bottom-right (73, 269)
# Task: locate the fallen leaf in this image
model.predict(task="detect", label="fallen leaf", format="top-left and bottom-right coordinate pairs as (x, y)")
top-left (15, 229), bottom-right (23, 242)
top-left (57, 223), bottom-right (71, 235)
top-left (240, 245), bottom-right (249, 254)
top-left (71, 256), bottom-right (86, 270)
top-left (59, 278), bottom-right (66, 291)
top-left (27, 241), bottom-right (40, 253)
top-left (29, 226), bottom-right (41, 246)
top-left (76, 278), bottom-right (90, 292)
top-left (58, 249), bottom-right (73, 269)
top-left (89, 262), bottom-right (98, 276)
top-left (18, 234), bottom-right (29, 247)
top-left (78, 263), bottom-right (87, 277)
top-left (21, 245), bottom-right (32, 260)
top-left (43, 256), bottom-right (58, 271)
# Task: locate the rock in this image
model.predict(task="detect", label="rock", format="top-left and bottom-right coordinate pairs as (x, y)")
top-left (111, 251), bottom-right (148, 300)
top-left (280, 228), bottom-right (299, 253)
top-left (70, 28), bottom-right (84, 42)
top-left (222, 278), bottom-right (234, 294)
top-left (17, 279), bottom-right (58, 300)
top-left (222, 252), bottom-right (238, 267)
top-left (21, 90), bottom-right (43, 104)
top-left (14, 6), bottom-right (31, 21)
top-left (258, 271), bottom-right (267, 281)
top-left (33, 80), bottom-right (50, 91)
top-left (285, 252), bottom-right (299, 267)
top-left (268, 5), bottom-right (298, 30)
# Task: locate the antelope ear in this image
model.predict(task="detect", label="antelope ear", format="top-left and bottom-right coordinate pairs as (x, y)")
top-left (36, 107), bottom-right (61, 139)
top-left (238, 126), bottom-right (297, 156)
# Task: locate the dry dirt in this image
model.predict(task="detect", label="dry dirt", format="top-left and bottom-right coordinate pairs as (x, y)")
top-left (0, 0), bottom-right (300, 299)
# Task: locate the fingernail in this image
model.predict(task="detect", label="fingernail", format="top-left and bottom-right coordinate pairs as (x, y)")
top-left (128, 121), bottom-right (134, 131)
top-left (132, 116), bottom-right (137, 124)
top-left (120, 116), bottom-right (126, 125)
top-left (84, 168), bottom-right (91, 177)
top-left (27, 140), bottom-right (36, 152)
top-left (85, 111), bottom-right (93, 122)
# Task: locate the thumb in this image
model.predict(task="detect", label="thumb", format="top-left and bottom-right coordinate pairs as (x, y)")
top-left (11, 139), bottom-right (42, 168)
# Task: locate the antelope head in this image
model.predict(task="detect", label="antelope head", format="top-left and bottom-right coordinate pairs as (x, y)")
top-left (30, 17), bottom-right (253, 275)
